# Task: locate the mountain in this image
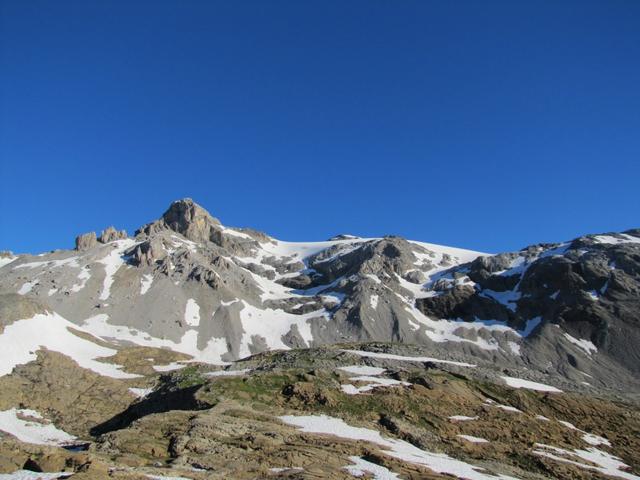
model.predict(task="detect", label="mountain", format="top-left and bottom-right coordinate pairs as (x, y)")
top-left (0, 199), bottom-right (638, 480)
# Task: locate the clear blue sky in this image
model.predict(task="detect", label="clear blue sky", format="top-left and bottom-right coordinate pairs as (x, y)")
top-left (1, 0), bottom-right (639, 254)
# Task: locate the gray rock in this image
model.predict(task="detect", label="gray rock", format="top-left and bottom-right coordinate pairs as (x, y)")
top-left (0, 294), bottom-right (48, 331)
top-left (98, 226), bottom-right (128, 243)
top-left (138, 198), bottom-right (221, 243)
top-left (75, 232), bottom-right (97, 251)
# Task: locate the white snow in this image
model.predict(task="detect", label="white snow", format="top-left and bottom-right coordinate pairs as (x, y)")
top-left (400, 295), bottom-right (542, 353)
top-left (0, 312), bottom-right (139, 379)
top-left (219, 227), bottom-right (254, 240)
top-left (344, 456), bottom-right (401, 479)
top-left (341, 376), bottom-right (410, 395)
top-left (582, 433), bottom-right (611, 447)
top-left (586, 290), bottom-right (600, 301)
top-left (13, 256), bottom-right (79, 270)
top-left (563, 333), bottom-right (597, 355)
top-left (205, 368), bottom-right (251, 377)
top-left (140, 274), bottom-right (154, 295)
top-left (17, 281), bottom-right (36, 295)
top-left (338, 365), bottom-right (386, 376)
top-left (0, 408), bottom-right (76, 446)
top-left (0, 472), bottom-right (73, 479)
top-left (592, 234), bottom-right (640, 245)
top-left (97, 239), bottom-right (136, 301)
top-left (457, 435), bottom-right (489, 444)
top-left (237, 301), bottom-right (323, 358)
top-left (170, 234), bottom-right (199, 252)
top-left (153, 362), bottom-right (187, 372)
top-left (184, 299), bottom-right (200, 327)
top-left (364, 274), bottom-right (382, 284)
top-left (489, 403), bottom-right (522, 413)
top-left (558, 420), bottom-right (578, 430)
top-left (279, 415), bottom-right (517, 480)
top-left (146, 474), bottom-right (195, 480)
top-left (533, 443), bottom-right (639, 480)
top-left (507, 341), bottom-right (521, 355)
top-left (535, 415), bottom-right (550, 421)
top-left (259, 238), bottom-right (373, 261)
top-left (409, 241), bottom-right (487, 265)
top-left (269, 467), bottom-right (304, 474)
top-left (501, 376), bottom-right (563, 393)
top-left (0, 256), bottom-right (18, 269)
top-left (70, 266), bottom-right (91, 293)
top-left (557, 420), bottom-right (611, 446)
top-left (129, 387), bottom-right (154, 398)
top-left (449, 415), bottom-right (478, 421)
top-left (83, 314), bottom-right (230, 366)
top-left (343, 349), bottom-right (476, 368)
top-left (370, 294), bottom-right (379, 310)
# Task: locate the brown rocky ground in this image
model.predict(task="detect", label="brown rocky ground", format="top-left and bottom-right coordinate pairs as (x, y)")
top-left (0, 345), bottom-right (638, 479)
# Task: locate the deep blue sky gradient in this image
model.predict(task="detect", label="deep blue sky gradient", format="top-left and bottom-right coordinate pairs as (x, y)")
top-left (1, 0), bottom-right (639, 254)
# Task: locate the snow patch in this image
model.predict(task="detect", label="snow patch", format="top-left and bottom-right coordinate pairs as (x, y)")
top-left (592, 234), bottom-right (640, 245)
top-left (0, 312), bottom-right (139, 379)
top-left (557, 420), bottom-right (611, 447)
top-left (457, 435), bottom-right (489, 443)
top-left (70, 267), bottom-right (91, 293)
top-left (129, 387), bottom-right (154, 398)
top-left (184, 299), bottom-right (200, 327)
top-left (563, 333), bottom-right (597, 355)
top-left (370, 294), bottom-right (379, 310)
top-left (338, 365), bottom-right (386, 376)
top-left (206, 369), bottom-right (252, 377)
top-left (533, 443), bottom-right (638, 480)
top-left (279, 415), bottom-right (517, 480)
top-left (344, 456), bottom-right (401, 479)
top-left (140, 274), bottom-right (154, 295)
top-left (0, 472), bottom-right (72, 479)
top-left (341, 376), bottom-right (410, 395)
top-left (97, 240), bottom-right (136, 300)
top-left (152, 362), bottom-right (187, 372)
top-left (13, 256), bottom-right (79, 270)
top-left (83, 314), bottom-right (230, 365)
top-left (343, 349), bottom-right (476, 368)
top-left (501, 376), bottom-right (562, 393)
top-left (237, 301), bottom-right (322, 358)
top-left (0, 408), bottom-right (76, 446)
top-left (0, 256), bottom-right (18, 269)
top-left (17, 281), bottom-right (36, 295)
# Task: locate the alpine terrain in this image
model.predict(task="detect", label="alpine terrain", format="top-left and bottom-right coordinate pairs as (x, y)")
top-left (0, 198), bottom-right (638, 480)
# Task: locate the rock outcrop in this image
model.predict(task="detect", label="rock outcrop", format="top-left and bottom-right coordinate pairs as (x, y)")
top-left (98, 226), bottom-right (128, 243)
top-left (75, 232), bottom-right (97, 251)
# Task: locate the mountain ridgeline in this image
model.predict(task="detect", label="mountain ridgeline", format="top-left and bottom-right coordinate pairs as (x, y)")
top-left (1, 199), bottom-right (639, 393)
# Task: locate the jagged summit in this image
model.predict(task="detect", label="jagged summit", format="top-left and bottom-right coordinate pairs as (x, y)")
top-left (135, 198), bottom-right (221, 242)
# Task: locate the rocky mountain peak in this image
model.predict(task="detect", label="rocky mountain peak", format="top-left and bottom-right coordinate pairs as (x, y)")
top-left (136, 198), bottom-right (222, 243)
top-left (162, 198), bottom-right (221, 229)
